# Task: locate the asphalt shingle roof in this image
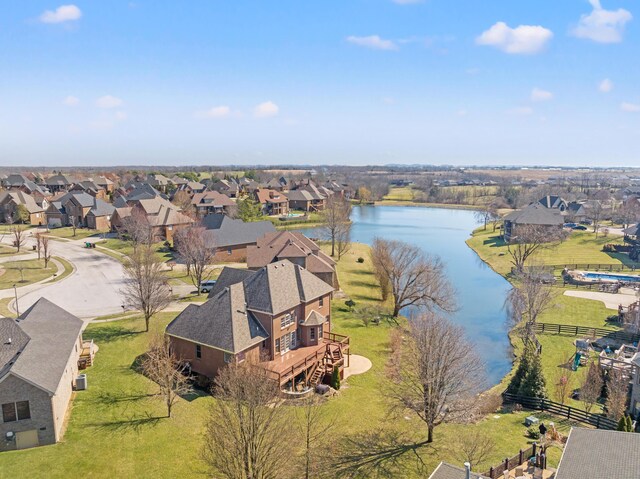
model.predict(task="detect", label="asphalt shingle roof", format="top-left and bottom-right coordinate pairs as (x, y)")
top-left (201, 214), bottom-right (276, 248)
top-left (503, 203), bottom-right (564, 226)
top-left (555, 427), bottom-right (640, 479)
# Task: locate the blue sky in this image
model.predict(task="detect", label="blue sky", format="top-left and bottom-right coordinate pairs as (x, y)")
top-left (0, 0), bottom-right (638, 167)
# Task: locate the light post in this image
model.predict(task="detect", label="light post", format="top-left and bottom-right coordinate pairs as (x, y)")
top-left (13, 284), bottom-right (19, 318)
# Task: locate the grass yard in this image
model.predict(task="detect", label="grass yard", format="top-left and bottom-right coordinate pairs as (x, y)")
top-left (0, 243), bottom-right (27, 257)
top-left (0, 258), bottom-right (59, 290)
top-left (98, 238), bottom-right (174, 264)
top-left (467, 227), bottom-right (629, 277)
top-left (46, 227), bottom-right (107, 240)
top-left (383, 186), bottom-right (415, 201)
top-left (0, 242), bottom-right (577, 478)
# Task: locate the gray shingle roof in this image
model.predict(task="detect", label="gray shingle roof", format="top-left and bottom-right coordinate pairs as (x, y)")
top-left (0, 318), bottom-right (30, 379)
top-left (209, 268), bottom-right (256, 297)
top-left (7, 298), bottom-right (83, 394)
top-left (428, 463), bottom-right (488, 479)
top-left (166, 284), bottom-right (268, 354)
top-left (503, 203), bottom-right (564, 226)
top-left (555, 427), bottom-right (640, 479)
top-left (202, 214), bottom-right (276, 248)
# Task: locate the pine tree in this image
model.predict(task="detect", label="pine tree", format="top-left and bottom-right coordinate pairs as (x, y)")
top-left (626, 415), bottom-right (634, 432)
top-left (237, 197), bottom-right (262, 222)
top-left (518, 351), bottom-right (547, 399)
top-left (617, 416), bottom-right (627, 431)
top-left (508, 344), bottom-right (533, 395)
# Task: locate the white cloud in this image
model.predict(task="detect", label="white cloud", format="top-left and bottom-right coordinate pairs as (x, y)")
top-left (476, 22), bottom-right (553, 54)
top-left (96, 95), bottom-right (124, 109)
top-left (254, 101), bottom-right (279, 118)
top-left (195, 106), bottom-right (232, 119)
top-left (346, 35), bottom-right (398, 51)
top-left (599, 78), bottom-right (614, 93)
top-left (508, 106), bottom-right (534, 116)
top-left (115, 111), bottom-right (127, 121)
top-left (621, 102), bottom-right (640, 113)
top-left (63, 95), bottom-right (79, 106)
top-left (531, 88), bottom-right (553, 102)
top-left (571, 0), bottom-right (632, 43)
top-left (39, 4), bottom-right (82, 24)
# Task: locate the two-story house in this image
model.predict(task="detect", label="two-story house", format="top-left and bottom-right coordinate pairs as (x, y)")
top-left (165, 260), bottom-right (349, 391)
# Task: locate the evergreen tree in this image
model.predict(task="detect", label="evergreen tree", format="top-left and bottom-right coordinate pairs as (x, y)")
top-left (507, 344), bottom-right (533, 395)
top-left (618, 416), bottom-right (627, 431)
top-left (331, 365), bottom-right (341, 390)
top-left (518, 350), bottom-right (547, 399)
top-left (237, 197), bottom-right (262, 222)
top-left (626, 415), bottom-right (634, 432)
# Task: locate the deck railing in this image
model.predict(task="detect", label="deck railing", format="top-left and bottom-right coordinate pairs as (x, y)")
top-left (484, 444), bottom-right (537, 479)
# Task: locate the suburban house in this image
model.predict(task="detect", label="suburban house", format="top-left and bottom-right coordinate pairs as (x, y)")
top-left (565, 202), bottom-right (588, 223)
top-left (3, 174), bottom-right (50, 205)
top-left (212, 179), bottom-right (240, 198)
top-left (502, 203), bottom-right (564, 243)
top-left (538, 195), bottom-right (568, 212)
top-left (191, 191), bottom-right (236, 217)
top-left (45, 174), bottom-right (73, 193)
top-left (145, 174), bottom-right (172, 193)
top-left (178, 181), bottom-right (206, 197)
top-left (254, 188), bottom-right (289, 216)
top-left (287, 189), bottom-right (327, 212)
top-left (0, 191), bottom-right (46, 225)
top-left (111, 196), bottom-right (193, 241)
top-left (201, 213), bottom-right (276, 261)
top-left (46, 191), bottom-right (115, 230)
top-left (265, 177), bottom-right (288, 192)
top-left (166, 260), bottom-right (349, 391)
top-left (69, 180), bottom-right (107, 200)
top-left (0, 299), bottom-right (85, 451)
top-left (95, 176), bottom-right (115, 193)
top-left (247, 231), bottom-right (338, 288)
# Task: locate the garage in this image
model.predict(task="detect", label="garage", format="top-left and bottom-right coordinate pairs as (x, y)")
top-left (16, 430), bottom-right (39, 450)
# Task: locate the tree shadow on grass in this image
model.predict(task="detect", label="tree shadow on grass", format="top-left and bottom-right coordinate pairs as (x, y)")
top-left (88, 412), bottom-right (162, 433)
top-left (483, 235), bottom-right (506, 248)
top-left (87, 324), bottom-right (141, 343)
top-left (92, 390), bottom-right (156, 407)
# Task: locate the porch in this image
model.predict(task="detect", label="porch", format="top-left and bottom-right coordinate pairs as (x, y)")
top-left (78, 339), bottom-right (96, 369)
top-left (264, 332), bottom-right (350, 390)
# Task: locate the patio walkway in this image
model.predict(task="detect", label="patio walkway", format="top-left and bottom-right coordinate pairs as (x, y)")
top-left (564, 290), bottom-right (637, 310)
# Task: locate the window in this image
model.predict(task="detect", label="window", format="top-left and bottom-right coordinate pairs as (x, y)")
top-left (227, 248), bottom-right (232, 255)
top-left (310, 327), bottom-right (315, 340)
top-left (275, 338), bottom-right (280, 353)
top-left (290, 331), bottom-right (296, 349)
top-left (2, 403), bottom-right (16, 423)
top-left (224, 352), bottom-right (234, 364)
top-left (280, 313), bottom-right (294, 329)
top-left (237, 352), bottom-right (246, 363)
top-left (195, 344), bottom-right (202, 359)
top-left (16, 401), bottom-right (30, 421)
top-left (319, 296), bottom-right (324, 307)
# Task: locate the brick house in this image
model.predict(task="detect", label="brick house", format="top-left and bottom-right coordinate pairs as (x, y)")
top-left (502, 203), bottom-right (564, 243)
top-left (111, 197), bottom-right (193, 242)
top-left (0, 191), bottom-right (46, 225)
top-left (247, 231), bottom-right (337, 288)
top-left (45, 174), bottom-right (73, 193)
top-left (45, 192), bottom-right (115, 230)
top-left (191, 191), bottom-right (236, 217)
top-left (201, 214), bottom-right (276, 262)
top-left (166, 260), bottom-right (349, 391)
top-left (254, 189), bottom-right (289, 216)
top-left (0, 299), bottom-right (84, 451)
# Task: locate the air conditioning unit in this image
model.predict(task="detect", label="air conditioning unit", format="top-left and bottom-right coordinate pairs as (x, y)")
top-left (5, 431), bottom-right (14, 441)
top-left (76, 374), bottom-right (88, 391)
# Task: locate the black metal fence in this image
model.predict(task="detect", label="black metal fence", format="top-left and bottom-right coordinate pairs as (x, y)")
top-left (534, 322), bottom-right (640, 344)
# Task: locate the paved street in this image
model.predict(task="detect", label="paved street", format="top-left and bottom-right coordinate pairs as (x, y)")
top-left (0, 232), bottom-right (128, 319)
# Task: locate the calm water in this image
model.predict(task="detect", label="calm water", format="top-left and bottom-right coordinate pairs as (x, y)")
top-left (298, 205), bottom-right (512, 386)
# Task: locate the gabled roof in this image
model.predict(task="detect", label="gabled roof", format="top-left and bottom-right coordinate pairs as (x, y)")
top-left (0, 190), bottom-right (44, 214)
top-left (52, 191), bottom-right (115, 217)
top-left (255, 189), bottom-right (288, 204)
top-left (302, 310), bottom-right (327, 326)
top-left (209, 268), bottom-right (256, 297)
top-left (5, 298), bottom-right (83, 394)
top-left (503, 203), bottom-right (564, 226)
top-left (166, 283), bottom-right (269, 354)
top-left (555, 428), bottom-right (640, 479)
top-left (428, 463), bottom-right (488, 479)
top-left (0, 318), bottom-right (30, 380)
top-left (95, 176), bottom-right (114, 186)
top-left (45, 173), bottom-right (72, 186)
top-left (191, 191), bottom-right (235, 208)
top-left (538, 195), bottom-right (566, 209)
top-left (201, 214), bottom-right (276, 248)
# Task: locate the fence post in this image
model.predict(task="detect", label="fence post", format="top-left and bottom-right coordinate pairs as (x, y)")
top-left (567, 406), bottom-right (571, 420)
top-left (504, 458), bottom-right (508, 473)
top-left (596, 415), bottom-right (600, 429)
top-left (532, 442), bottom-right (537, 457)
top-left (489, 467), bottom-right (494, 479)
top-left (519, 449), bottom-right (523, 465)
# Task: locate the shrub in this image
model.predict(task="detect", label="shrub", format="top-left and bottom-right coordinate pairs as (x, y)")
top-left (477, 392), bottom-right (503, 415)
top-left (602, 244), bottom-right (616, 253)
top-left (345, 299), bottom-right (356, 312)
top-left (526, 427), bottom-right (541, 440)
top-left (356, 257), bottom-right (364, 263)
top-left (331, 365), bottom-right (341, 390)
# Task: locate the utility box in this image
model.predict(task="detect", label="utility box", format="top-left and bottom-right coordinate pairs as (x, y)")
top-left (76, 374), bottom-right (87, 391)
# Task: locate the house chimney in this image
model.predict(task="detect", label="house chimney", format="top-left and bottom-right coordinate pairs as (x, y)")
top-left (464, 462), bottom-right (471, 479)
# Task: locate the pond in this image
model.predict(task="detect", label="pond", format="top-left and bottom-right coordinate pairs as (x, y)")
top-left (297, 205), bottom-right (512, 386)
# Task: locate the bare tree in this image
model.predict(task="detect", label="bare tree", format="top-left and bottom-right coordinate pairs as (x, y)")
top-left (35, 233), bottom-right (43, 260)
top-left (474, 204), bottom-right (493, 230)
top-left (10, 225), bottom-right (26, 253)
top-left (202, 362), bottom-right (293, 479)
top-left (335, 221), bottom-right (351, 260)
top-left (504, 270), bottom-right (557, 343)
top-left (121, 244), bottom-right (173, 332)
top-left (296, 397), bottom-right (336, 479)
top-left (320, 195), bottom-right (352, 257)
top-left (370, 238), bottom-right (456, 317)
top-left (605, 369), bottom-right (628, 421)
top-left (174, 225), bottom-right (215, 295)
top-left (588, 200), bottom-right (604, 237)
top-left (41, 235), bottom-right (52, 268)
top-left (507, 224), bottom-right (564, 273)
top-left (552, 363), bottom-right (573, 405)
top-left (450, 430), bottom-right (496, 470)
top-left (580, 361), bottom-right (603, 413)
top-left (141, 334), bottom-right (192, 417)
top-left (69, 216), bottom-right (78, 237)
top-left (387, 315), bottom-right (486, 443)
top-left (172, 189), bottom-right (196, 217)
top-left (119, 208), bottom-right (156, 251)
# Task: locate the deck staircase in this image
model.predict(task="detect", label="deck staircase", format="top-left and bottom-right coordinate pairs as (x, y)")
top-left (308, 364), bottom-right (324, 386)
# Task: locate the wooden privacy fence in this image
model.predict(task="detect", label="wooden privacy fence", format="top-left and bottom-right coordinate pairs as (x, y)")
top-left (502, 393), bottom-right (618, 430)
top-left (534, 322), bottom-right (640, 344)
top-left (483, 444), bottom-right (537, 479)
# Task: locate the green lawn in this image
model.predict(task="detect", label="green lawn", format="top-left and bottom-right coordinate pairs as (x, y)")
top-left (383, 186), bottom-right (415, 201)
top-left (0, 242), bottom-right (578, 478)
top-left (0, 243), bottom-right (27, 257)
top-left (0, 258), bottom-right (58, 290)
top-left (47, 227), bottom-right (108, 240)
top-left (98, 239), bottom-right (175, 264)
top-left (467, 227), bottom-right (628, 277)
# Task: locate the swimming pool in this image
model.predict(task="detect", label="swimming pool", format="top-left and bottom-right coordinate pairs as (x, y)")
top-left (582, 272), bottom-right (640, 283)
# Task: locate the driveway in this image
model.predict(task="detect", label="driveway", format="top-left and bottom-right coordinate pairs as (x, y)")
top-left (0, 232), bottom-right (128, 319)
